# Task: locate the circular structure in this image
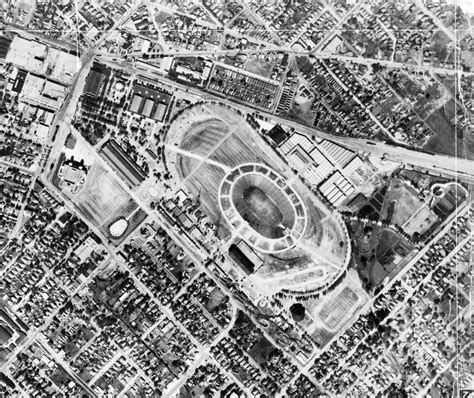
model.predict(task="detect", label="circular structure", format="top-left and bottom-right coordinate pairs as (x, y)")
top-left (432, 185), bottom-right (445, 198)
top-left (109, 218), bottom-right (128, 238)
top-left (219, 163), bottom-right (308, 253)
top-left (290, 303), bottom-right (306, 322)
top-left (114, 81), bottom-right (125, 92)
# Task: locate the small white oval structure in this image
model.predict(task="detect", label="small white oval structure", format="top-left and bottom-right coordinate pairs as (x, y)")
top-left (109, 218), bottom-right (128, 238)
top-left (115, 81), bottom-right (125, 92)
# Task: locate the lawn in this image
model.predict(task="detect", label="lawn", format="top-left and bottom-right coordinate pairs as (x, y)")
top-left (204, 287), bottom-right (227, 313)
top-left (402, 204), bottom-right (439, 237)
top-left (244, 56), bottom-right (274, 78)
top-left (385, 183), bottom-right (424, 228)
top-left (424, 99), bottom-right (461, 157)
top-left (248, 336), bottom-right (276, 365)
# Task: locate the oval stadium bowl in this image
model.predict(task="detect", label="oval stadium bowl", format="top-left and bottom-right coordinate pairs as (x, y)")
top-left (219, 163), bottom-right (308, 254)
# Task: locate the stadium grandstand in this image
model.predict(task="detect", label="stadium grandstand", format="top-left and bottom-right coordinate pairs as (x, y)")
top-left (219, 163), bottom-right (308, 253)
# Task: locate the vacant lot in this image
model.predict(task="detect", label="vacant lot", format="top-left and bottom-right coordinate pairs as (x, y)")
top-left (318, 286), bottom-right (359, 330)
top-left (181, 118), bottom-right (230, 156)
top-left (402, 204), bottom-right (439, 236)
top-left (385, 183), bottom-right (424, 227)
top-left (75, 162), bottom-right (134, 228)
top-left (248, 336), bottom-right (276, 365)
top-left (424, 99), bottom-right (462, 157)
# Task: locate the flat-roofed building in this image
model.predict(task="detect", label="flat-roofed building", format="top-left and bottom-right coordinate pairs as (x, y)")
top-left (48, 48), bottom-right (78, 84)
top-left (343, 156), bottom-right (363, 176)
top-left (20, 74), bottom-right (67, 111)
top-left (0, 36), bottom-right (12, 59)
top-left (228, 240), bottom-right (264, 276)
top-left (130, 94), bottom-right (143, 113)
top-left (281, 133), bottom-right (335, 186)
top-left (288, 146), bottom-right (311, 170)
top-left (153, 102), bottom-right (167, 121)
top-left (129, 82), bottom-right (172, 120)
top-left (319, 139), bottom-right (355, 168)
top-left (58, 158), bottom-right (88, 193)
top-left (142, 98), bottom-right (154, 117)
top-left (84, 68), bottom-right (105, 96)
top-left (6, 36), bottom-right (78, 84)
top-left (267, 124), bottom-right (287, 146)
top-left (6, 36), bottom-right (46, 73)
top-left (319, 171), bottom-right (355, 207)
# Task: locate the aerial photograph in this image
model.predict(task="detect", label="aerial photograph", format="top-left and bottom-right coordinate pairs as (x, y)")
top-left (0, 0), bottom-right (472, 396)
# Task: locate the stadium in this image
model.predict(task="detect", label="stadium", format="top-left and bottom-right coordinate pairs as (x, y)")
top-left (219, 163), bottom-right (307, 253)
top-left (164, 103), bottom-right (351, 295)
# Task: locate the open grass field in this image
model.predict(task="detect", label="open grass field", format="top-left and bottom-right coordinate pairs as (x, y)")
top-left (386, 183), bottom-right (425, 227)
top-left (318, 286), bottom-right (359, 330)
top-left (424, 99), bottom-right (463, 157)
top-left (243, 187), bottom-right (284, 227)
top-left (205, 287), bottom-right (227, 313)
top-left (402, 204), bottom-right (439, 236)
top-left (375, 229), bottom-right (402, 258)
top-left (351, 220), bottom-right (416, 289)
top-left (248, 336), bottom-right (276, 365)
top-left (74, 162), bottom-right (134, 228)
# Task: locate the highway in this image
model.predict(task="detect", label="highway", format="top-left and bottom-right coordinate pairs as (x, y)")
top-left (310, 52), bottom-right (473, 77)
top-left (95, 51), bottom-right (474, 182)
top-left (15, 5), bottom-right (465, 184)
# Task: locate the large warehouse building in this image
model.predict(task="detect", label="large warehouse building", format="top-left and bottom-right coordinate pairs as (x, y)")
top-left (100, 140), bottom-right (147, 188)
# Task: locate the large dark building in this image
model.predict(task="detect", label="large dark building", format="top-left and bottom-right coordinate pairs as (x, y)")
top-left (267, 124), bottom-right (288, 146)
top-left (83, 63), bottom-right (110, 96)
top-left (100, 140), bottom-right (147, 188)
top-left (228, 240), bottom-right (264, 276)
top-left (0, 36), bottom-right (12, 59)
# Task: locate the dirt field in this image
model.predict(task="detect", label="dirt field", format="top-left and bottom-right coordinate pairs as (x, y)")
top-left (185, 162), bottom-right (226, 222)
top-left (288, 269), bottom-right (369, 347)
top-left (318, 286), bottom-right (359, 330)
top-left (171, 104), bottom-right (284, 226)
top-left (181, 118), bottom-right (229, 156)
top-left (210, 133), bottom-right (280, 169)
top-left (243, 187), bottom-right (284, 226)
top-left (74, 162), bottom-right (134, 228)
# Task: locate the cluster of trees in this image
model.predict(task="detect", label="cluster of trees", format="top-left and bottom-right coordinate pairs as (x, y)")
top-left (276, 270), bottom-right (348, 301)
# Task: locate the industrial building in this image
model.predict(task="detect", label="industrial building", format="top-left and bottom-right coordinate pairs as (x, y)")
top-left (100, 140), bottom-right (147, 188)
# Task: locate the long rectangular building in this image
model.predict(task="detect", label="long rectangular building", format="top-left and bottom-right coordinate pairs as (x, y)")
top-left (100, 140), bottom-right (147, 188)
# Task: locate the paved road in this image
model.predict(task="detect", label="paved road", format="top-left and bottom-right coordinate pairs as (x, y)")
top-left (100, 38), bottom-right (472, 78)
top-left (310, 52), bottom-right (473, 77)
top-left (93, 54), bottom-right (474, 181)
